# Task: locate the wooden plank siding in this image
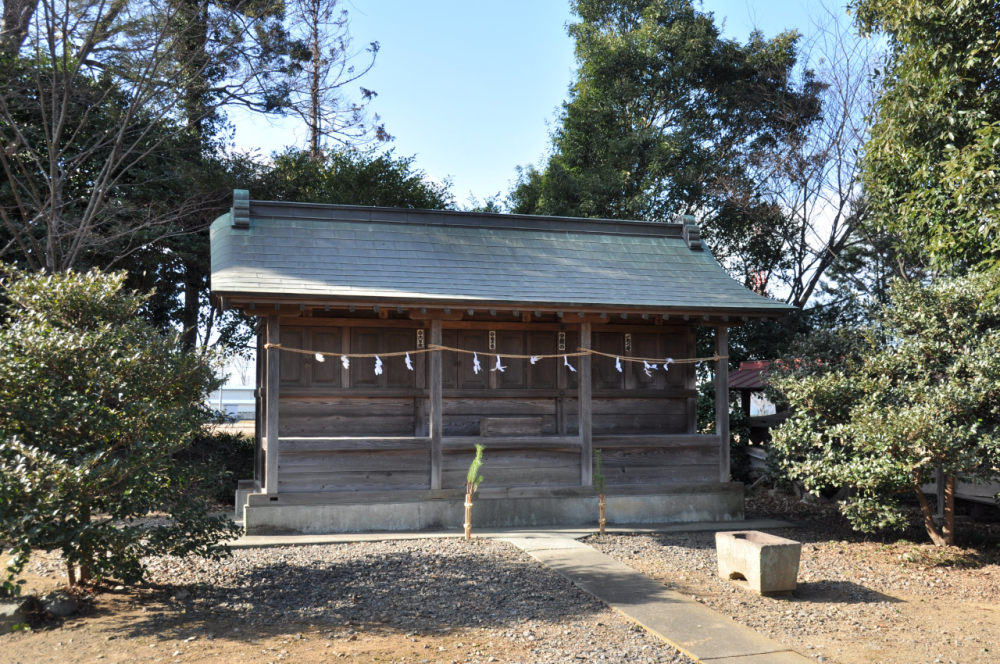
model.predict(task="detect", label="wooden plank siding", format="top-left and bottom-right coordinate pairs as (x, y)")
top-left (268, 320), bottom-right (708, 494)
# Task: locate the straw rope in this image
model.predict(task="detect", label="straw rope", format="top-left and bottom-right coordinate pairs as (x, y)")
top-left (428, 343), bottom-right (589, 359)
top-left (263, 343), bottom-right (727, 364)
top-left (584, 347), bottom-right (725, 364)
top-left (263, 344), bottom-right (433, 359)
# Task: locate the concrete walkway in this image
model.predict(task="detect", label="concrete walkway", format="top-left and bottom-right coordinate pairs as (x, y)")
top-left (507, 535), bottom-right (811, 664)
top-left (229, 520), bottom-right (811, 663)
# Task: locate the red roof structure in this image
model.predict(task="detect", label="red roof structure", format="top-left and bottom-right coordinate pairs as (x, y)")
top-left (728, 360), bottom-right (771, 391)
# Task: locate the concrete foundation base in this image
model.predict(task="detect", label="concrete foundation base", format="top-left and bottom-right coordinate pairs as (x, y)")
top-left (241, 483), bottom-right (744, 535)
top-left (234, 479), bottom-right (261, 519)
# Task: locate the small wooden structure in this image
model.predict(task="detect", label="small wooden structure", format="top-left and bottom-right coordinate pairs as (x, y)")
top-left (728, 360), bottom-right (788, 446)
top-left (210, 191), bottom-right (791, 533)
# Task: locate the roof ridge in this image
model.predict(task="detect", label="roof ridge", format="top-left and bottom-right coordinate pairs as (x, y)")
top-left (232, 190), bottom-right (694, 241)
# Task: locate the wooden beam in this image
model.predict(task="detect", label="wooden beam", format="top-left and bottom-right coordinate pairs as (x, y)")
top-left (716, 325), bottom-right (730, 482)
top-left (579, 321), bottom-right (593, 486)
top-left (429, 319), bottom-right (443, 490)
top-left (265, 315), bottom-right (281, 494)
top-left (442, 436), bottom-right (580, 450)
top-left (409, 310), bottom-right (465, 321)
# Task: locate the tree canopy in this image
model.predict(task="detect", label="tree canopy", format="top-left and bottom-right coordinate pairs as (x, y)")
top-left (511, 0), bottom-right (825, 294)
top-left (853, 0), bottom-right (1000, 273)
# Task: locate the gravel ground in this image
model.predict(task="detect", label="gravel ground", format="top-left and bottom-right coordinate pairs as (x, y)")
top-left (587, 492), bottom-right (1000, 664)
top-left (10, 491), bottom-right (1000, 664)
top-left (137, 538), bottom-right (695, 663)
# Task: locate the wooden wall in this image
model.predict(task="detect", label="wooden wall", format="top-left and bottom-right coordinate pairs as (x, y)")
top-left (270, 319), bottom-right (709, 493)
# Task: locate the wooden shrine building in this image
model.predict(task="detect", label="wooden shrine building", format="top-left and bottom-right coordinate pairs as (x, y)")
top-left (210, 190), bottom-right (791, 534)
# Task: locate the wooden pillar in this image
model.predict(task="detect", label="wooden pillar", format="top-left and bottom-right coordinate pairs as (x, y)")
top-left (265, 315), bottom-right (281, 495)
top-left (429, 319), bottom-right (443, 490)
top-left (579, 322), bottom-right (593, 486)
top-left (716, 325), bottom-right (730, 482)
top-left (254, 321), bottom-right (264, 485)
top-left (556, 334), bottom-right (567, 434)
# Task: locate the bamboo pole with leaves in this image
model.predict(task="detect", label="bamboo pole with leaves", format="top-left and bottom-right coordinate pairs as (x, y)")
top-left (464, 444), bottom-right (485, 541)
top-left (594, 448), bottom-right (606, 536)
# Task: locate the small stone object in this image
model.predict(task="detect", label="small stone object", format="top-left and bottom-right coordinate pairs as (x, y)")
top-left (42, 590), bottom-right (79, 617)
top-left (1, 597), bottom-right (32, 631)
top-left (715, 530), bottom-right (801, 594)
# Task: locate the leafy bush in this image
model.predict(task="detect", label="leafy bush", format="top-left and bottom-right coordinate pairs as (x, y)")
top-left (174, 430), bottom-right (255, 504)
top-left (0, 267), bottom-right (241, 588)
top-left (769, 272), bottom-right (1000, 545)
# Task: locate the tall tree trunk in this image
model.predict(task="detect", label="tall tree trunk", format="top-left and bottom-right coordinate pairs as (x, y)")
top-left (0, 0), bottom-right (38, 60)
top-left (942, 474), bottom-right (956, 546)
top-left (173, 0), bottom-right (210, 353)
top-left (308, 0), bottom-right (322, 160)
top-left (913, 478), bottom-right (948, 546)
top-left (181, 261), bottom-right (201, 351)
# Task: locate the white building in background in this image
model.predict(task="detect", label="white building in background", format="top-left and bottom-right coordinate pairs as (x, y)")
top-left (207, 385), bottom-right (256, 421)
top-left (207, 353), bottom-right (256, 421)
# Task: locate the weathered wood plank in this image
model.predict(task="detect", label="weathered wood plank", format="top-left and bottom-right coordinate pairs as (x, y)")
top-left (442, 397), bottom-right (558, 436)
top-left (480, 417), bottom-right (544, 436)
top-left (280, 417), bottom-right (415, 437)
top-left (441, 436), bottom-right (580, 450)
top-left (278, 397), bottom-right (416, 436)
top-left (279, 470), bottom-right (430, 493)
top-left (441, 449), bottom-right (579, 472)
top-left (278, 328), bottom-right (304, 386)
top-left (606, 464), bottom-right (718, 485)
top-left (592, 398), bottom-right (688, 414)
top-left (280, 450), bottom-right (430, 472)
top-left (593, 434), bottom-right (721, 448)
top-left (429, 319), bottom-right (443, 490)
top-left (598, 446), bottom-right (719, 468)
top-left (311, 329), bottom-right (343, 386)
top-left (592, 414), bottom-right (688, 435)
top-left (591, 397), bottom-right (688, 435)
top-left (441, 466), bottom-right (580, 490)
top-left (279, 437), bottom-right (430, 452)
top-left (443, 398), bottom-right (556, 414)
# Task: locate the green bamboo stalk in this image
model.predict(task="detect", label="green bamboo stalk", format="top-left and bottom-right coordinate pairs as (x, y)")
top-left (464, 444), bottom-right (485, 540)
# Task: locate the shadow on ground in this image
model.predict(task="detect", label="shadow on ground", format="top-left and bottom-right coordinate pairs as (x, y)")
top-left (86, 539), bottom-right (663, 644)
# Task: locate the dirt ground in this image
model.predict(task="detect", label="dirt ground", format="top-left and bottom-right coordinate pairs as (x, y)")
top-left (3, 563), bottom-right (574, 664)
top-left (4, 491), bottom-right (1000, 664)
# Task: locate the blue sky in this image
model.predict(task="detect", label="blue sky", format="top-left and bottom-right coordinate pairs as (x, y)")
top-left (231, 1), bottom-right (851, 206)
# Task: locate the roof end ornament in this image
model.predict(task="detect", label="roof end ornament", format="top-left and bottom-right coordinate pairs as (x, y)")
top-left (681, 215), bottom-right (702, 250)
top-left (232, 189), bottom-right (250, 229)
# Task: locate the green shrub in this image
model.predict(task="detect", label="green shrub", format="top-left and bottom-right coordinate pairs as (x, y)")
top-left (0, 267), bottom-right (241, 587)
top-left (175, 430), bottom-right (255, 504)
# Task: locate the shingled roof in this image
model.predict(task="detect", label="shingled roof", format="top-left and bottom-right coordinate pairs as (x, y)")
top-left (210, 190), bottom-right (792, 316)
